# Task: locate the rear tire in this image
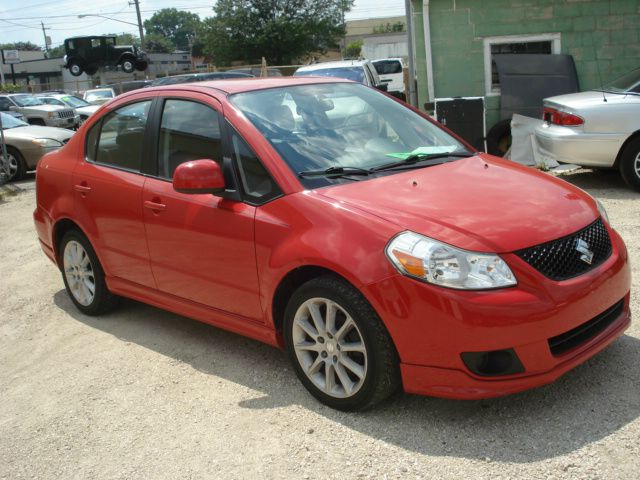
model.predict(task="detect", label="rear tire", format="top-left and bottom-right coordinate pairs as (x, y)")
top-left (619, 137), bottom-right (640, 192)
top-left (284, 275), bottom-right (400, 411)
top-left (486, 119), bottom-right (512, 156)
top-left (59, 230), bottom-right (119, 315)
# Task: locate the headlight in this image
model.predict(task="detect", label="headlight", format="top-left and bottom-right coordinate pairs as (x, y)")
top-left (32, 138), bottom-right (63, 148)
top-left (595, 199), bottom-right (609, 224)
top-left (48, 112), bottom-right (55, 118)
top-left (386, 231), bottom-right (517, 290)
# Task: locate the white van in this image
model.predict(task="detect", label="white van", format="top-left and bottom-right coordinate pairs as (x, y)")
top-left (372, 58), bottom-right (405, 97)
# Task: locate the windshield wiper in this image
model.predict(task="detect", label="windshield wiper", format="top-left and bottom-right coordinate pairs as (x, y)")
top-left (371, 152), bottom-right (475, 172)
top-left (298, 166), bottom-right (372, 178)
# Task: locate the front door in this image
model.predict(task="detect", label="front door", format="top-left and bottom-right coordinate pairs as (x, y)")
top-left (142, 96), bottom-right (263, 321)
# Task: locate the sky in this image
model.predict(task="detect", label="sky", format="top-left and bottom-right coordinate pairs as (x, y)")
top-left (0, 0), bottom-right (407, 50)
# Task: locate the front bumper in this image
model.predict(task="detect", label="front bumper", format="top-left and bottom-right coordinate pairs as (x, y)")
top-left (363, 225), bottom-right (631, 399)
top-left (534, 123), bottom-right (626, 167)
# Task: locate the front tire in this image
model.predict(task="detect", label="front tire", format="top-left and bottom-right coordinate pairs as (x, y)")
top-left (68, 60), bottom-right (83, 77)
top-left (284, 275), bottom-right (400, 411)
top-left (60, 230), bottom-right (118, 315)
top-left (121, 58), bottom-right (135, 74)
top-left (619, 137), bottom-right (640, 192)
top-left (2, 147), bottom-right (26, 181)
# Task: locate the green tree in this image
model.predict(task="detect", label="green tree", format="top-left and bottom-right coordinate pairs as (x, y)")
top-left (144, 33), bottom-right (174, 53)
top-left (344, 40), bottom-right (362, 59)
top-left (201, 0), bottom-right (354, 65)
top-left (144, 8), bottom-right (201, 51)
top-left (0, 41), bottom-right (41, 51)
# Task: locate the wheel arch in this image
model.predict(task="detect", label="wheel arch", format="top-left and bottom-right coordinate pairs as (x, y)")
top-left (52, 218), bottom-right (92, 268)
top-left (613, 129), bottom-right (640, 168)
top-left (270, 265), bottom-right (398, 354)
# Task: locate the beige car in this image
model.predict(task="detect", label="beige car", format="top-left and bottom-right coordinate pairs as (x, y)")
top-left (1, 112), bottom-right (73, 181)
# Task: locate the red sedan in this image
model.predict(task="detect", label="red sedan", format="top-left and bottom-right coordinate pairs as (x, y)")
top-left (33, 77), bottom-right (631, 410)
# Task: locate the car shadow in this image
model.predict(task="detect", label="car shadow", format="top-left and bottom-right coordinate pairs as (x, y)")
top-left (557, 168), bottom-right (635, 198)
top-left (53, 289), bottom-right (640, 464)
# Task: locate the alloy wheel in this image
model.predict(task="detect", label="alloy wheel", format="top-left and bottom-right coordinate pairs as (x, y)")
top-left (634, 151), bottom-right (640, 179)
top-left (292, 297), bottom-right (368, 398)
top-left (63, 240), bottom-right (96, 306)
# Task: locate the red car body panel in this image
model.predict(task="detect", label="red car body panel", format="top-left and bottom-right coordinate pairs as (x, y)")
top-left (33, 78), bottom-right (632, 400)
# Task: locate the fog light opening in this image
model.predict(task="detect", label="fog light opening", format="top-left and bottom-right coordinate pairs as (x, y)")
top-left (461, 349), bottom-right (525, 377)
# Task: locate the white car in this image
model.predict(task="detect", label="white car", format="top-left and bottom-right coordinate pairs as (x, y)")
top-left (372, 58), bottom-right (405, 97)
top-left (83, 88), bottom-right (116, 105)
top-left (534, 67), bottom-right (640, 190)
top-left (37, 94), bottom-right (101, 125)
top-left (294, 60), bottom-right (388, 91)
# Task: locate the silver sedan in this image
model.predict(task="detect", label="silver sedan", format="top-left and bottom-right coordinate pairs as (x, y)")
top-left (535, 68), bottom-right (640, 191)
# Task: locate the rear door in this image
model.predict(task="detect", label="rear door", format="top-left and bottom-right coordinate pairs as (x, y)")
top-left (72, 99), bottom-right (156, 288)
top-left (141, 93), bottom-right (263, 321)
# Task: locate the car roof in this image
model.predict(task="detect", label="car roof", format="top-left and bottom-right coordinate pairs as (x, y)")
top-left (140, 76), bottom-right (353, 96)
top-left (296, 60), bottom-right (370, 73)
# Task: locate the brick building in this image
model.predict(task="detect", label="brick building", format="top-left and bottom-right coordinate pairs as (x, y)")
top-left (409, 0), bottom-right (640, 136)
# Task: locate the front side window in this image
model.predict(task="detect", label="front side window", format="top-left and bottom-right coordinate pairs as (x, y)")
top-left (157, 99), bottom-right (222, 179)
top-left (230, 83), bottom-right (468, 188)
top-left (42, 98), bottom-right (65, 107)
top-left (87, 100), bottom-right (151, 171)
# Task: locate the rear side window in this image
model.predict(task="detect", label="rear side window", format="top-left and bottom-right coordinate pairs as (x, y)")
top-left (157, 99), bottom-right (222, 179)
top-left (86, 100), bottom-right (152, 172)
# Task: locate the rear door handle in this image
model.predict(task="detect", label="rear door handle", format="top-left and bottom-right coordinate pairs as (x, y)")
top-left (144, 200), bottom-right (167, 212)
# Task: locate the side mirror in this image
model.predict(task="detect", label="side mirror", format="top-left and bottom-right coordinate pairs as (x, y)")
top-left (376, 83), bottom-right (388, 92)
top-left (9, 106), bottom-right (19, 112)
top-left (173, 159), bottom-right (225, 195)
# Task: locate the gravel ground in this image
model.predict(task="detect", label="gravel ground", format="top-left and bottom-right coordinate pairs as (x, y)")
top-left (1, 169), bottom-right (639, 480)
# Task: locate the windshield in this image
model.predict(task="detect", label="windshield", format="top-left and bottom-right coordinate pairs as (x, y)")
top-left (295, 67), bottom-right (366, 84)
top-left (373, 60), bottom-right (402, 75)
top-left (0, 112), bottom-right (28, 129)
top-left (11, 94), bottom-right (44, 107)
top-left (599, 68), bottom-right (640, 94)
top-left (62, 95), bottom-right (91, 108)
top-left (230, 83), bottom-right (469, 187)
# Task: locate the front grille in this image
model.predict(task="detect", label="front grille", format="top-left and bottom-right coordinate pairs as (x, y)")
top-left (57, 109), bottom-right (74, 119)
top-left (515, 218), bottom-right (611, 281)
top-left (548, 300), bottom-right (624, 356)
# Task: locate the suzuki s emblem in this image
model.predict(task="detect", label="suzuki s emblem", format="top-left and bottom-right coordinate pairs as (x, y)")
top-left (576, 238), bottom-right (594, 265)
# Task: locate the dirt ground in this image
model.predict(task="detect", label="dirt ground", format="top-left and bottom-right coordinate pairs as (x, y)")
top-left (1, 169), bottom-right (639, 480)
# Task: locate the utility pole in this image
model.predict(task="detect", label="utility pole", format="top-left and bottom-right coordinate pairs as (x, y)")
top-left (41, 22), bottom-right (50, 54)
top-left (129, 0), bottom-right (145, 45)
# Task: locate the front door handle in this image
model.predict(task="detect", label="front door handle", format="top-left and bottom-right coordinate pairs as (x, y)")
top-left (144, 200), bottom-right (167, 212)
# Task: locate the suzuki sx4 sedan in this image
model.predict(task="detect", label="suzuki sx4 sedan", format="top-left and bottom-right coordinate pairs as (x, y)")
top-left (34, 78), bottom-right (631, 410)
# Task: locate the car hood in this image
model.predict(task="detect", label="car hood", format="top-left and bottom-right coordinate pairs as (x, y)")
top-left (4, 125), bottom-right (74, 142)
top-left (544, 90), bottom-right (612, 109)
top-left (18, 104), bottom-right (64, 113)
top-left (316, 155), bottom-right (599, 253)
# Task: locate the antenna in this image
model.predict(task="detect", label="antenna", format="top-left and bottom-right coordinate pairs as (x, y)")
top-left (591, 34), bottom-right (607, 102)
